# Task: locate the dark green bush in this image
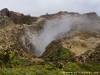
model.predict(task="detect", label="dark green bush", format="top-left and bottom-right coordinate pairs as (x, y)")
top-left (63, 62), bottom-right (81, 72)
top-left (0, 50), bottom-right (19, 67)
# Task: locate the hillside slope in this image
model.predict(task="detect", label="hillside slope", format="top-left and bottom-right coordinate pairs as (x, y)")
top-left (0, 9), bottom-right (100, 75)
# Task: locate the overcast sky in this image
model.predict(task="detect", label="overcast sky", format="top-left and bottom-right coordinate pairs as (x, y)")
top-left (0, 0), bottom-right (100, 16)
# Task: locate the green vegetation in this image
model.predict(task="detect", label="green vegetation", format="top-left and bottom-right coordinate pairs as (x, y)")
top-left (79, 63), bottom-right (100, 72)
top-left (0, 52), bottom-right (67, 75)
top-left (0, 62), bottom-right (67, 75)
top-left (0, 41), bottom-right (99, 75)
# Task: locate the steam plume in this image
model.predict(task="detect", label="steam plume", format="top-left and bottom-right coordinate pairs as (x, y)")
top-left (24, 14), bottom-right (100, 56)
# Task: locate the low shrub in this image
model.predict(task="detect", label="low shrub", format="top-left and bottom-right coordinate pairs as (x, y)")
top-left (63, 62), bottom-right (81, 72)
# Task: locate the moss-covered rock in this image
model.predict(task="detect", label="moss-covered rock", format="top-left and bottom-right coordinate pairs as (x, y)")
top-left (42, 40), bottom-right (75, 63)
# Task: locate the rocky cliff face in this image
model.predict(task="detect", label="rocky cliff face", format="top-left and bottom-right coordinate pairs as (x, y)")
top-left (0, 8), bottom-right (38, 59)
top-left (0, 8), bottom-right (38, 24)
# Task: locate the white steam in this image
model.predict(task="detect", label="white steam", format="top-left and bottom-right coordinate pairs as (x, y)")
top-left (24, 14), bottom-right (100, 56)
